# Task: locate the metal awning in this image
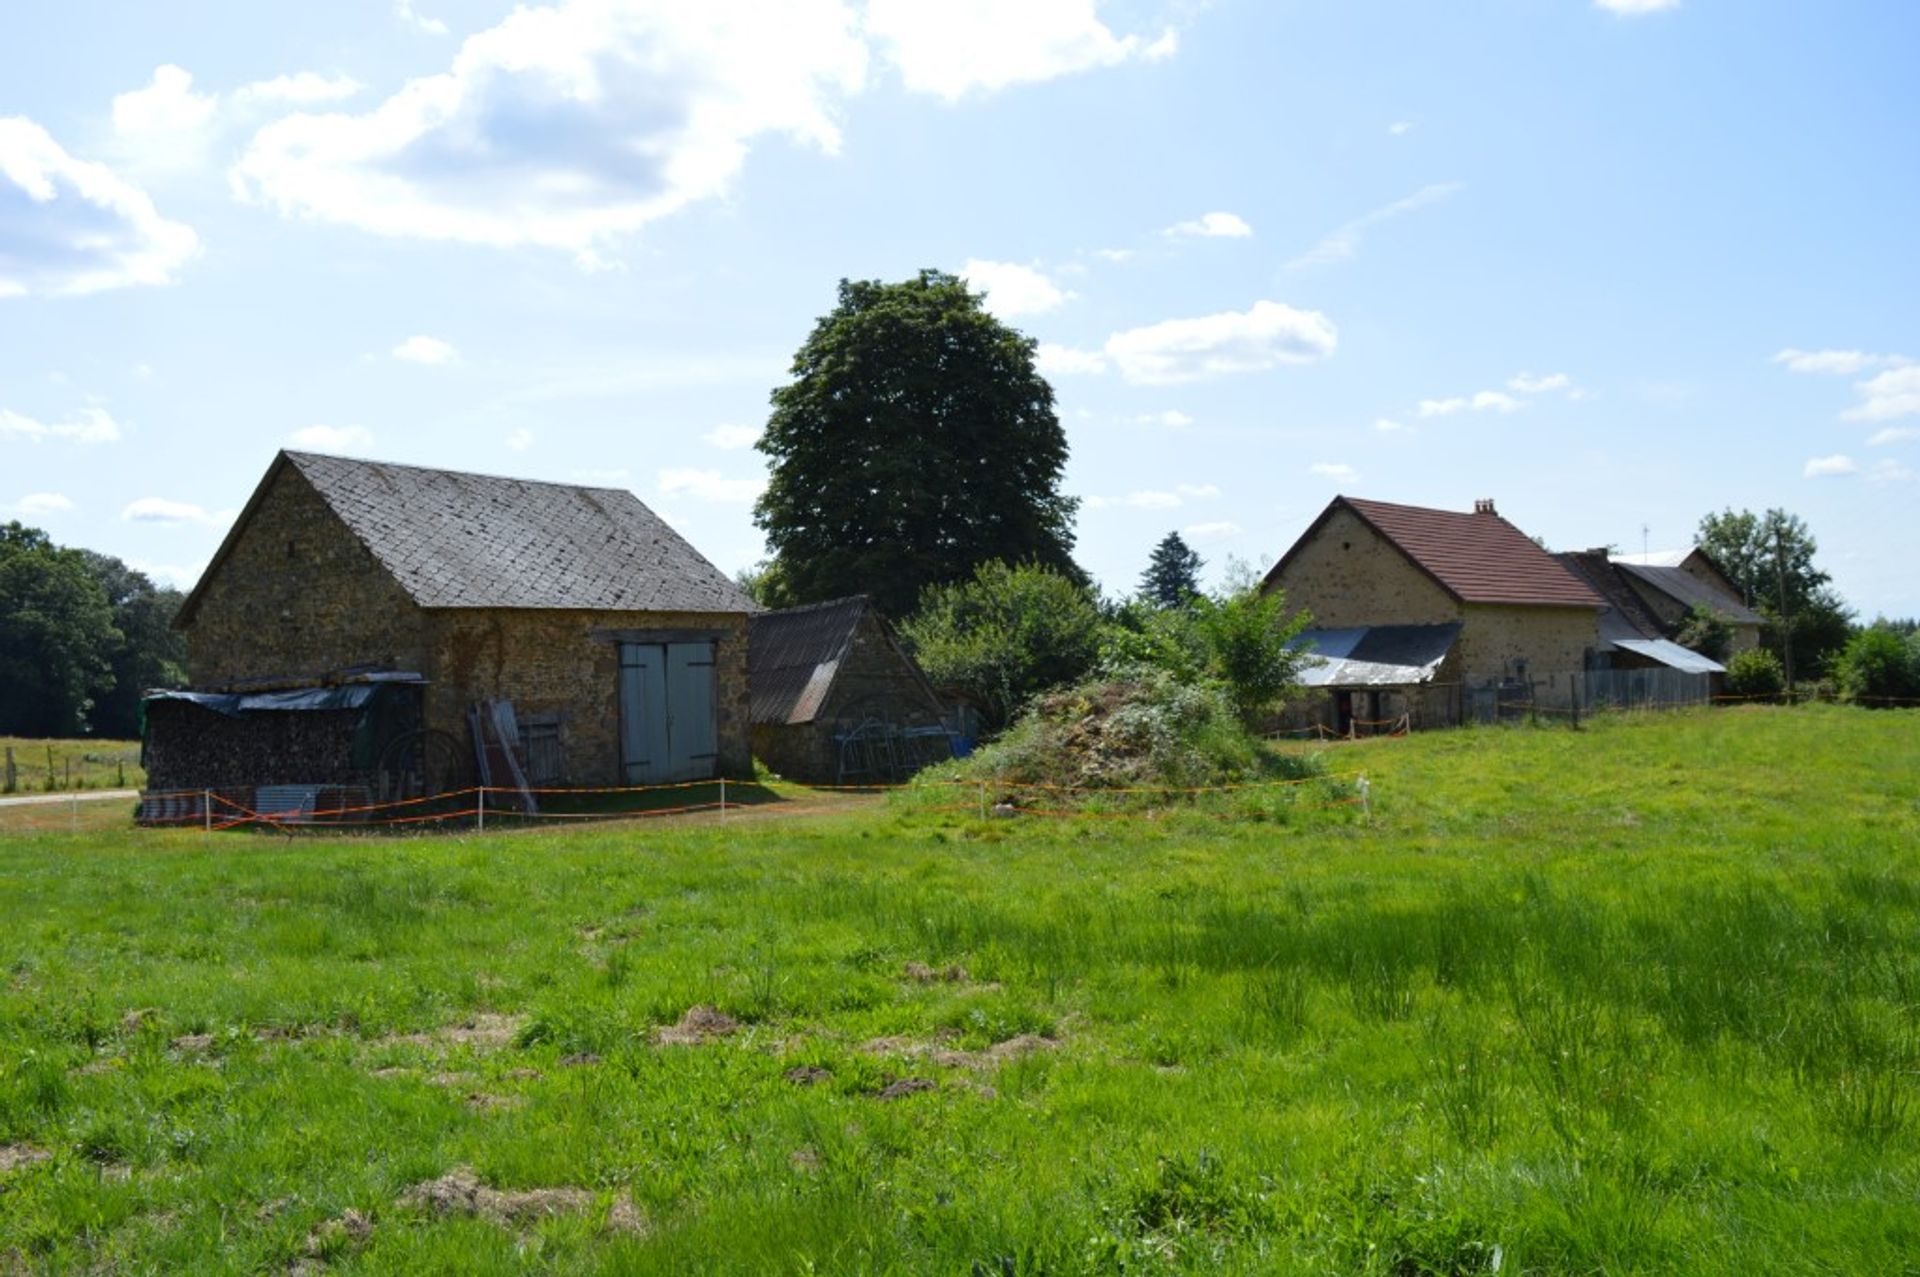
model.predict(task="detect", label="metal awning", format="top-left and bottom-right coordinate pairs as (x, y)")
top-left (144, 674), bottom-right (426, 718)
top-left (1289, 623), bottom-right (1461, 688)
top-left (1609, 639), bottom-right (1725, 675)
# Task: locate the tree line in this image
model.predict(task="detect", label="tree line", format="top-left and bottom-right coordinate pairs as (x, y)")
top-left (0, 522), bottom-right (187, 738)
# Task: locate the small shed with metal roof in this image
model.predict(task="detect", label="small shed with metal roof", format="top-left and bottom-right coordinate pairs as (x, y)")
top-left (748, 595), bottom-right (951, 784)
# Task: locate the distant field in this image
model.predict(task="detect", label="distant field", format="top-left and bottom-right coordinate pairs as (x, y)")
top-left (0, 737), bottom-right (142, 795)
top-left (2, 706), bottom-right (1916, 1274)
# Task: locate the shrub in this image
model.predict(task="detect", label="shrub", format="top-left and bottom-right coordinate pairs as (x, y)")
top-left (1101, 580), bottom-right (1313, 724)
top-left (1724, 648), bottom-right (1785, 700)
top-left (1831, 626), bottom-right (1920, 707)
top-left (1671, 603), bottom-right (1734, 663)
top-left (900, 560), bottom-right (1102, 733)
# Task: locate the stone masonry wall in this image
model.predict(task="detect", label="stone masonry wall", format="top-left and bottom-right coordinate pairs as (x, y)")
top-left (1267, 505), bottom-right (1460, 629)
top-left (1454, 603), bottom-right (1602, 700)
top-left (184, 464), bottom-right (429, 685)
top-left (424, 609), bottom-right (752, 784)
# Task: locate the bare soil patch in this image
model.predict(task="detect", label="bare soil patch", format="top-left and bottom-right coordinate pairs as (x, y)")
top-left (783, 1065), bottom-right (832, 1086)
top-left (874, 1077), bottom-right (937, 1101)
top-left (169, 1032), bottom-right (215, 1053)
top-left (400, 1167), bottom-right (643, 1233)
top-left (381, 1012), bottom-right (526, 1052)
top-left (861, 1032), bottom-right (1055, 1071)
top-left (653, 1005), bottom-right (739, 1046)
top-left (904, 961), bottom-right (971, 984)
top-left (0, 1145), bottom-right (50, 1174)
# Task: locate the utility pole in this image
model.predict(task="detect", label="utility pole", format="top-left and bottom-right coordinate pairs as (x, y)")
top-left (1774, 522), bottom-right (1794, 694)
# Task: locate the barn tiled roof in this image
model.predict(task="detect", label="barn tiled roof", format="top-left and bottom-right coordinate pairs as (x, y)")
top-left (1616, 562), bottom-right (1765, 625)
top-left (283, 451), bottom-right (753, 613)
top-left (1268, 496), bottom-right (1603, 609)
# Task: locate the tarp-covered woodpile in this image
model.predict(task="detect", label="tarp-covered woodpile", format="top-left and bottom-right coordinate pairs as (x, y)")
top-left (748, 596), bottom-right (952, 784)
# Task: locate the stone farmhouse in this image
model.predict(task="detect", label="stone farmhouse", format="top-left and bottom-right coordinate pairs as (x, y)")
top-left (1554, 550), bottom-right (1742, 675)
top-left (1262, 496), bottom-right (1604, 729)
top-left (148, 451), bottom-right (754, 808)
top-left (748, 595), bottom-right (950, 785)
top-left (1612, 548), bottom-right (1764, 654)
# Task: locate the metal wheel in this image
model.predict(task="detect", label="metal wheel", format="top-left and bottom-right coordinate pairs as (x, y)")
top-left (376, 728), bottom-right (471, 802)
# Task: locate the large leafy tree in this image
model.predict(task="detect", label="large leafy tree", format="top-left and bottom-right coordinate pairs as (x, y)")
top-left (0, 523), bottom-right (121, 736)
top-left (1139, 531), bottom-right (1203, 608)
top-left (1697, 507), bottom-right (1852, 675)
top-left (79, 551), bottom-right (187, 737)
top-left (754, 270), bottom-right (1081, 616)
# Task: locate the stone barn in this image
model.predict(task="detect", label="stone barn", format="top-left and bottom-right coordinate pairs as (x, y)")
top-left (1612, 548), bottom-right (1764, 654)
top-left (150, 451), bottom-right (754, 810)
top-left (1263, 496), bottom-right (1604, 725)
top-left (748, 596), bottom-right (951, 784)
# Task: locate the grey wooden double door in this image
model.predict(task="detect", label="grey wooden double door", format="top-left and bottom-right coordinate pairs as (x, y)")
top-left (617, 641), bottom-right (718, 784)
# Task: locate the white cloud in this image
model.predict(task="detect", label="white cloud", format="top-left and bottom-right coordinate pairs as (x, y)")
top-left (1308, 462), bottom-right (1357, 480)
top-left (1772, 347), bottom-right (1908, 376)
top-left (233, 0), bottom-right (870, 260)
top-left (121, 497), bottom-right (232, 526)
top-left (1418, 390), bottom-right (1524, 417)
top-left (1103, 300), bottom-right (1337, 385)
top-left (1121, 410), bottom-right (1193, 428)
top-left (658, 467), bottom-right (766, 503)
top-left (288, 424), bottom-right (373, 451)
top-left (1374, 418), bottom-right (1408, 433)
top-left (392, 334), bottom-right (458, 364)
top-left (1842, 366), bottom-right (1920, 423)
top-left (1084, 482), bottom-right (1217, 511)
top-left (1803, 454), bottom-right (1857, 478)
top-left (1163, 211), bottom-right (1252, 240)
top-left (4, 492), bottom-right (73, 517)
top-left (865, 0), bottom-right (1175, 99)
top-left (1286, 181), bottom-right (1462, 270)
top-left (234, 73), bottom-right (366, 106)
top-left (1182, 520), bottom-right (1241, 541)
top-left (959, 258), bottom-right (1071, 317)
top-left (1036, 342), bottom-right (1109, 376)
top-left (1388, 121), bottom-right (1412, 136)
top-left (1508, 371), bottom-right (1574, 394)
top-left (396, 0), bottom-right (451, 35)
top-left (125, 558), bottom-right (206, 589)
top-left (1867, 459), bottom-right (1915, 484)
top-left (0, 406), bottom-right (123, 443)
top-left (1868, 426), bottom-right (1920, 446)
top-left (112, 65), bottom-right (218, 141)
top-left (1091, 247), bottom-right (1134, 263)
top-left (1595, 0), bottom-right (1681, 14)
top-left (573, 466), bottom-right (631, 485)
top-left (705, 423), bottom-right (760, 449)
top-left (506, 427), bottom-right (534, 451)
top-left (0, 118), bottom-right (200, 297)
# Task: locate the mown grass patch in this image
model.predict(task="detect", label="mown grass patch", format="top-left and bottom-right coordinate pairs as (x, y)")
top-left (1, 705), bottom-right (1916, 1273)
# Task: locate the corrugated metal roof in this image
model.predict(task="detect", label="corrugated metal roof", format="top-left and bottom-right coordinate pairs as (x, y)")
top-left (181, 452), bottom-right (754, 622)
top-left (1611, 638), bottom-right (1726, 675)
top-left (1268, 497), bottom-right (1603, 609)
top-left (1289, 622), bottom-right (1461, 687)
top-left (1616, 562), bottom-right (1765, 625)
top-left (749, 596), bottom-right (942, 726)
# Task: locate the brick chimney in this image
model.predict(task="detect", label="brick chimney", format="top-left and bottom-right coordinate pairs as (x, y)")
top-left (1473, 498), bottom-right (1497, 515)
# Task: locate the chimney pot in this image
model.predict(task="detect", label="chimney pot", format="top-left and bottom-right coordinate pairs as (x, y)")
top-left (1474, 498), bottom-right (1496, 515)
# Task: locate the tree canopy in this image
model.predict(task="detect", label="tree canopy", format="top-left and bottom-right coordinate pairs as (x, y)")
top-left (1696, 507), bottom-right (1852, 675)
top-left (1139, 531), bottom-right (1203, 608)
top-left (754, 270), bottom-right (1080, 616)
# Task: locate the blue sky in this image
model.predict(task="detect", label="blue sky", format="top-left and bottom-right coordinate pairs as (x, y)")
top-left (4, 0), bottom-right (1917, 616)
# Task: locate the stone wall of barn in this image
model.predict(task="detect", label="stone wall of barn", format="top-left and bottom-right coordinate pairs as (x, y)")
top-left (1454, 604), bottom-right (1602, 697)
top-left (183, 464), bottom-right (429, 685)
top-left (1626, 579), bottom-right (1762, 657)
top-left (750, 610), bottom-right (948, 785)
top-left (1266, 505), bottom-right (1460, 629)
top-left (423, 609), bottom-right (752, 784)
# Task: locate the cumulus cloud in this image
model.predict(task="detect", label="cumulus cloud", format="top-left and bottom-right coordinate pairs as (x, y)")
top-left (1121, 410), bottom-right (1193, 428)
top-left (1036, 342), bottom-right (1109, 377)
top-left (1287, 182), bottom-right (1462, 270)
top-left (0, 118), bottom-right (199, 297)
top-left (959, 258), bottom-right (1071, 317)
top-left (1163, 211), bottom-right (1252, 239)
top-left (4, 492), bottom-right (73, 517)
top-left (288, 424), bottom-right (373, 450)
top-left (1084, 482), bottom-right (1218, 511)
top-left (1868, 426), bottom-right (1920, 447)
top-left (1308, 462), bottom-right (1357, 480)
top-left (392, 335), bottom-right (458, 364)
top-left (232, 0), bottom-right (870, 261)
top-left (705, 423), bottom-right (760, 449)
top-left (121, 497), bottom-right (233, 526)
top-left (1595, 0), bottom-right (1680, 13)
top-left (1418, 390), bottom-right (1524, 417)
top-left (1508, 371), bottom-right (1575, 394)
top-left (396, 0), bottom-right (450, 35)
top-left (1374, 418), bottom-right (1408, 433)
top-left (865, 0), bottom-right (1175, 99)
top-left (1803, 454), bottom-right (1857, 478)
top-left (1103, 300), bottom-right (1337, 385)
top-left (1772, 347), bottom-right (1908, 376)
top-left (1841, 366), bottom-right (1920, 423)
top-left (658, 467), bottom-right (766, 503)
top-left (0, 406), bottom-right (123, 443)
top-left (111, 65), bottom-right (218, 148)
top-left (1388, 121), bottom-right (1412, 136)
top-left (1182, 520), bottom-right (1241, 540)
top-left (233, 73), bottom-right (366, 106)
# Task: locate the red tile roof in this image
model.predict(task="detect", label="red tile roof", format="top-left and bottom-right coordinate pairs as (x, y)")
top-left (1272, 496), bottom-right (1604, 609)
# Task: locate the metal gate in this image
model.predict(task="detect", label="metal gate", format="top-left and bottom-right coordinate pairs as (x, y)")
top-left (618, 641), bottom-right (718, 784)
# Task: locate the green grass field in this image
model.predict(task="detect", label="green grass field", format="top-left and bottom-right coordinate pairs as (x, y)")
top-left (2, 706), bottom-right (1916, 1274)
top-left (0, 738), bottom-right (143, 796)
